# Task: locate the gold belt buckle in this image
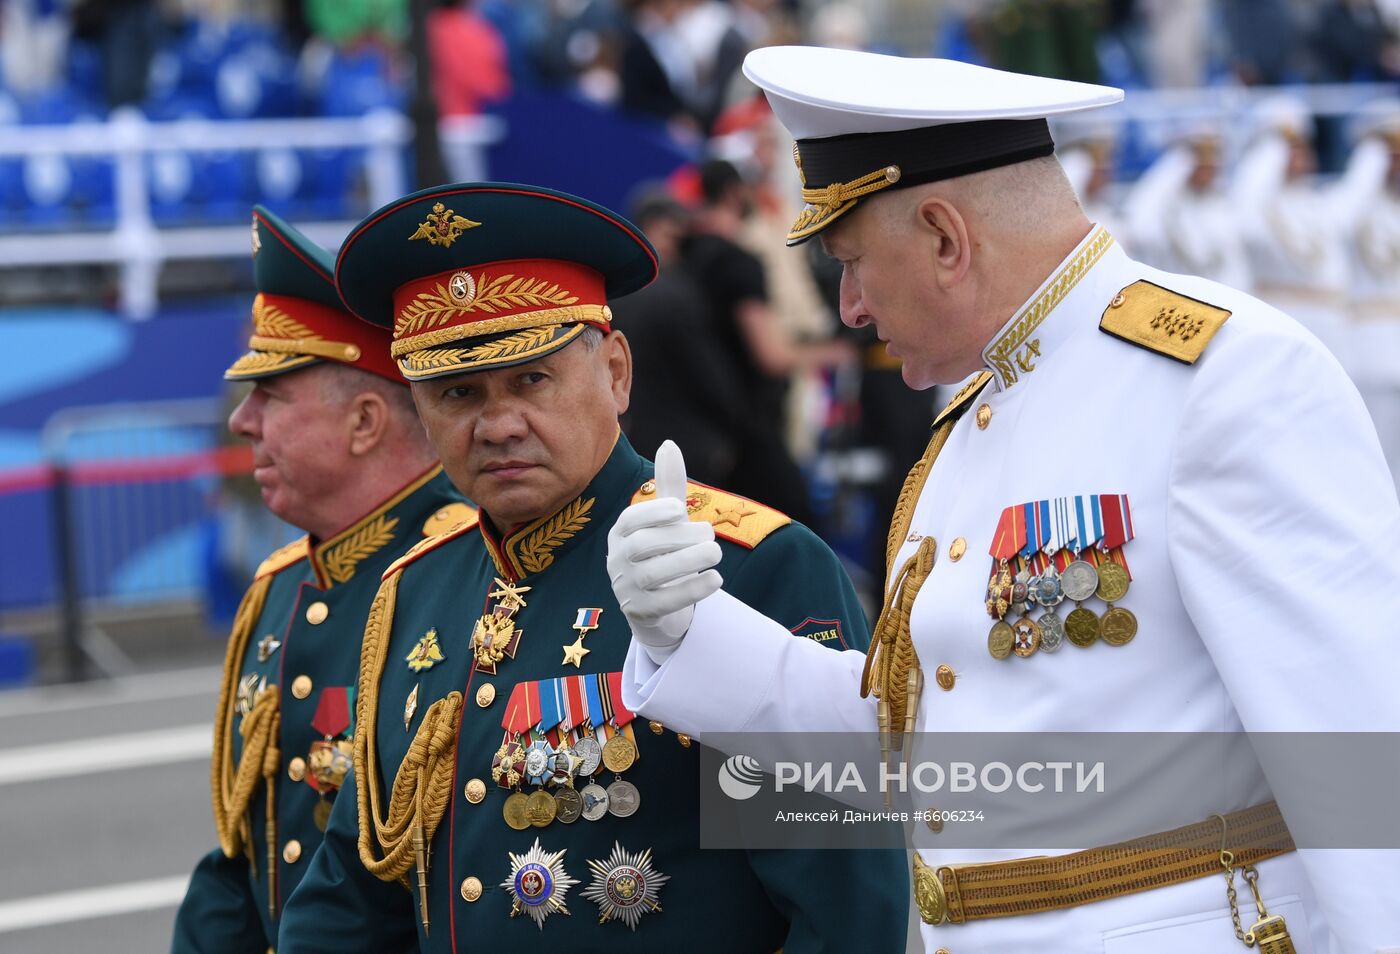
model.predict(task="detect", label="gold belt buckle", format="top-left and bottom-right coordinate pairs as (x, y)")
top-left (912, 856), bottom-right (965, 925)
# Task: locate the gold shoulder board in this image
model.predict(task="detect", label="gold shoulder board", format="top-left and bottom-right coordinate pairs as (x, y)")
top-left (421, 502), bottom-right (479, 538)
top-left (631, 480), bottom-right (791, 550)
top-left (1099, 280), bottom-right (1230, 364)
top-left (255, 537), bottom-right (309, 579)
top-left (932, 370), bottom-right (995, 429)
top-left (383, 519), bottom-right (477, 580)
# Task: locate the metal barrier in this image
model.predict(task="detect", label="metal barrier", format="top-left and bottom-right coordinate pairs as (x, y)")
top-left (0, 108), bottom-right (504, 318)
top-left (31, 397), bottom-right (293, 680)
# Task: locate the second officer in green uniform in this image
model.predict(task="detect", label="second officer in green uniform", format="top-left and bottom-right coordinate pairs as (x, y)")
top-left (172, 206), bottom-right (469, 953)
top-left (277, 183), bottom-right (909, 952)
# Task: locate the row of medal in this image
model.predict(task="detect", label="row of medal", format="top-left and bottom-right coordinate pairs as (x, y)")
top-left (491, 672), bottom-right (643, 829)
top-left (984, 495), bottom-right (1139, 659)
top-left (503, 838), bottom-right (668, 930)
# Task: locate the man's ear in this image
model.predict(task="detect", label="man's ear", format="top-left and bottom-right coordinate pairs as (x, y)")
top-left (915, 194), bottom-right (973, 290)
top-left (348, 390), bottom-right (390, 457)
top-left (605, 330), bottom-right (633, 415)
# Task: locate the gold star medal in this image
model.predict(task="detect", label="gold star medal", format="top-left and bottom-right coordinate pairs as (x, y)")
top-left (405, 629), bottom-right (445, 672)
top-left (562, 607), bottom-right (602, 669)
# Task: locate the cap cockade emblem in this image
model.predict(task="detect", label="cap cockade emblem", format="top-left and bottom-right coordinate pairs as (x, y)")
top-left (409, 202), bottom-right (482, 248)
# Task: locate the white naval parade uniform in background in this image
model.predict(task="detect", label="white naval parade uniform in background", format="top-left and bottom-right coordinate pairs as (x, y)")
top-left (1125, 142), bottom-right (1254, 293)
top-left (1332, 133), bottom-right (1400, 494)
top-left (622, 225), bottom-right (1400, 953)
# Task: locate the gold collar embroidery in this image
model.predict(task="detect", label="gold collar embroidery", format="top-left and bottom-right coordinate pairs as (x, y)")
top-left (311, 465), bottom-right (444, 585)
top-left (479, 495), bottom-right (596, 581)
top-left (981, 227), bottom-right (1115, 390)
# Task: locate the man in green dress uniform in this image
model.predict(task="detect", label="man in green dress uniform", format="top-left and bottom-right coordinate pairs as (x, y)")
top-left (276, 183), bottom-right (908, 952)
top-left (171, 206), bottom-right (470, 953)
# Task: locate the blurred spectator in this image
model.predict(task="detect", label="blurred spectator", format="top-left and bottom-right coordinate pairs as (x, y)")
top-left (809, 2), bottom-right (872, 51)
top-left (304, 0), bottom-right (406, 46)
top-left (1, 0), bottom-right (69, 95)
top-left (711, 96), bottom-right (845, 461)
top-left (1310, 0), bottom-right (1400, 82)
top-left (974, 0), bottom-right (1104, 84)
top-left (619, 186), bottom-right (754, 482)
top-left (72, 0), bottom-right (162, 108)
top-left (1140, 0), bottom-right (1210, 88)
top-left (428, 0), bottom-right (510, 117)
top-left (1059, 126), bottom-right (1126, 241)
top-left (680, 159), bottom-right (852, 525)
top-left (618, 0), bottom-right (699, 132)
top-left (1222, 0), bottom-right (1301, 85)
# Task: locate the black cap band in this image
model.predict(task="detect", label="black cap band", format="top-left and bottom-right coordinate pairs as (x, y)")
top-left (797, 118), bottom-right (1055, 191)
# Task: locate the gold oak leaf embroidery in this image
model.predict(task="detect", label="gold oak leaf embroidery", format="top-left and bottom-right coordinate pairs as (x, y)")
top-left (516, 497), bottom-right (594, 574)
top-left (322, 515), bottom-right (400, 584)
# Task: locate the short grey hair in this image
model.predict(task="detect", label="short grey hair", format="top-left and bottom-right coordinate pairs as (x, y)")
top-left (579, 325), bottom-right (606, 351)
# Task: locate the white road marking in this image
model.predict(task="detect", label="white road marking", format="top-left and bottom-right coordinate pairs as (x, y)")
top-left (0, 724), bottom-right (211, 787)
top-left (0, 876), bottom-right (189, 934)
top-left (0, 666), bottom-right (220, 718)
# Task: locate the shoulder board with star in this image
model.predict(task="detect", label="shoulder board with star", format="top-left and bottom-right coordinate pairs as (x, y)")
top-left (420, 501), bottom-right (479, 538)
top-left (932, 370), bottom-right (995, 429)
top-left (1099, 280), bottom-right (1231, 364)
top-left (383, 517), bottom-right (479, 580)
top-left (631, 480), bottom-right (790, 549)
top-left (254, 536), bottom-right (309, 579)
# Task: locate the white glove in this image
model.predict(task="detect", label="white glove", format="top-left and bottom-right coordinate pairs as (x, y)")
top-left (607, 440), bottom-right (724, 663)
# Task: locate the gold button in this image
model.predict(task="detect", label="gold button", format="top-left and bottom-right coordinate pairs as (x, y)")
top-left (475, 683), bottom-right (495, 708)
top-left (927, 811), bottom-right (945, 834)
top-left (1110, 292), bottom-right (1126, 308)
top-left (288, 757), bottom-right (306, 782)
top-left (677, 733), bottom-right (692, 748)
top-left (640, 479), bottom-right (656, 496)
top-left (464, 778), bottom-right (486, 804)
top-left (283, 839), bottom-right (302, 864)
top-left (292, 675), bottom-right (313, 699)
top-left (460, 876), bottom-right (483, 902)
top-left (949, 537), bottom-right (967, 562)
top-left (975, 404), bottom-right (992, 430)
top-left (935, 665), bottom-right (956, 691)
top-left (935, 949), bottom-right (951, 954)
top-left (648, 720), bottom-right (664, 735)
top-left (305, 601), bottom-right (329, 625)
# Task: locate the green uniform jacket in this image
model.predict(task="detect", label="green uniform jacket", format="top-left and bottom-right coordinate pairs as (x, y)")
top-left (278, 436), bottom-right (908, 953)
top-left (172, 467), bottom-right (469, 953)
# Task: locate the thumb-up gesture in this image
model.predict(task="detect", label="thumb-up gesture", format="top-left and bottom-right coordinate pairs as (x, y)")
top-left (606, 440), bottom-right (724, 662)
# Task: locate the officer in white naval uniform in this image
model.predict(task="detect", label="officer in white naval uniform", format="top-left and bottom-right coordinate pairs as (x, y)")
top-left (1232, 96), bottom-right (1353, 366)
top-left (605, 48), bottom-right (1400, 954)
top-left (1332, 106), bottom-right (1400, 491)
top-left (1124, 127), bottom-right (1253, 292)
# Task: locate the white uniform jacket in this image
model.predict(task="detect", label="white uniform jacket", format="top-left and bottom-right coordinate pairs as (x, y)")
top-left (623, 227), bottom-right (1400, 954)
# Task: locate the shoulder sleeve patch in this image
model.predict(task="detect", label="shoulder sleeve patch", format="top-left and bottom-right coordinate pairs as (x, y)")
top-left (789, 616), bottom-right (849, 649)
top-left (255, 536), bottom-right (309, 579)
top-left (384, 518), bottom-right (477, 580)
top-left (631, 480), bottom-right (791, 549)
top-left (932, 370), bottom-right (995, 429)
top-left (421, 501), bottom-right (479, 538)
top-left (1099, 280), bottom-right (1231, 364)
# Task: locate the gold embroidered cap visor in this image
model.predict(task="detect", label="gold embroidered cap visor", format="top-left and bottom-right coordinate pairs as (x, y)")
top-left (228, 206), bottom-right (404, 384)
top-left (740, 46), bottom-right (1124, 245)
top-left (335, 182), bottom-right (658, 381)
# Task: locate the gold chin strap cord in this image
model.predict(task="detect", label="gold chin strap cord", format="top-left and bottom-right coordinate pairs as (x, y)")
top-left (355, 570), bottom-right (462, 936)
top-left (210, 573), bottom-right (283, 918)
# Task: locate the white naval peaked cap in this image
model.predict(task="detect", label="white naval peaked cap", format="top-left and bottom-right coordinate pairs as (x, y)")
top-left (741, 46), bottom-right (1124, 244)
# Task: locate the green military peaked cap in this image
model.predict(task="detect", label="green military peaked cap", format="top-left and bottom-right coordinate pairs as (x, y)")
top-left (334, 182), bottom-right (658, 381)
top-left (228, 205), bottom-right (403, 383)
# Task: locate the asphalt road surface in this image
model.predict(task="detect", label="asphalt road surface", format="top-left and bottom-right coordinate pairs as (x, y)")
top-left (0, 666), bottom-right (220, 953)
top-left (0, 666), bottom-right (925, 953)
